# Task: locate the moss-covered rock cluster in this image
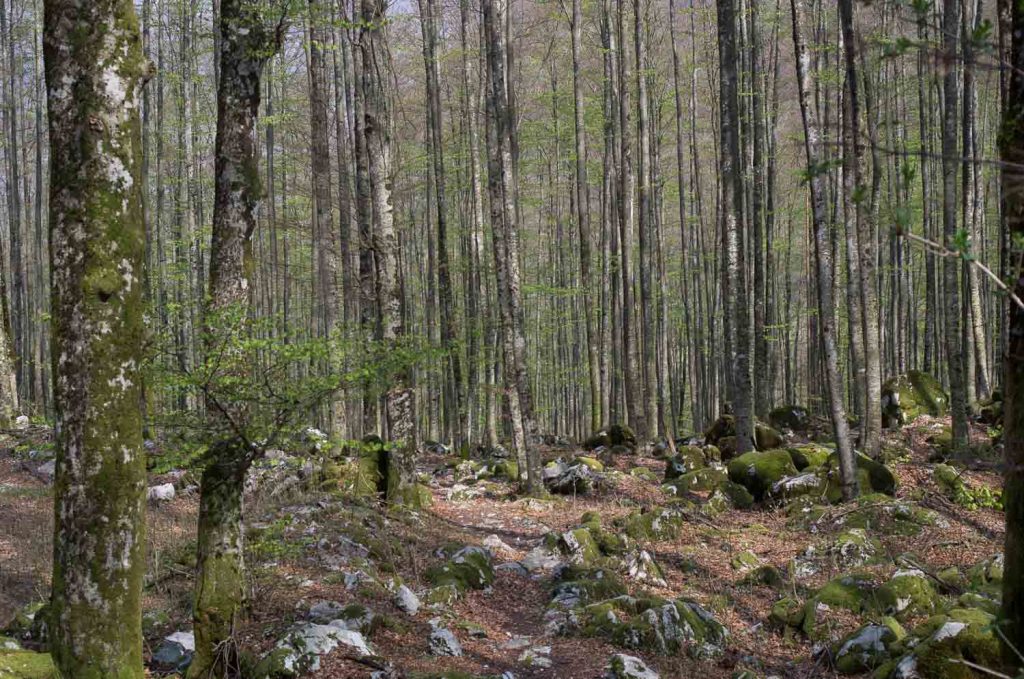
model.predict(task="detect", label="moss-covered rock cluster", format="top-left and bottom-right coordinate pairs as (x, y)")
top-left (881, 371), bottom-right (948, 428)
top-left (766, 552), bottom-right (1007, 677)
top-left (425, 545), bottom-right (495, 604)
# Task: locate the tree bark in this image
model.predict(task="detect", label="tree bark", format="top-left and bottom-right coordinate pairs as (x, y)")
top-left (43, 0), bottom-right (149, 673)
top-left (717, 0), bottom-right (753, 453)
top-left (188, 1), bottom-right (281, 675)
top-left (790, 0), bottom-right (857, 501)
top-left (838, 0), bottom-right (882, 457)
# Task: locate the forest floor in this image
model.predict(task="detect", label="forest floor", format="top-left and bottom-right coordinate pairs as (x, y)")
top-left (0, 415), bottom-right (1006, 679)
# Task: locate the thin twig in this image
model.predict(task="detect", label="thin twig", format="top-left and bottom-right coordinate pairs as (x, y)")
top-left (903, 231), bottom-right (1024, 311)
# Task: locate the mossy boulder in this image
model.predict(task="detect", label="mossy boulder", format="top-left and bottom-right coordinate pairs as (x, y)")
top-left (0, 650), bottom-right (57, 679)
top-left (425, 546), bottom-right (495, 595)
top-left (664, 446), bottom-right (706, 480)
top-left (614, 508), bottom-right (685, 542)
top-left (967, 553), bottom-right (1003, 597)
top-left (822, 452), bottom-right (897, 502)
top-left (727, 449), bottom-right (799, 501)
top-left (768, 405), bottom-right (811, 433)
top-left (730, 550), bottom-right (761, 572)
top-left (578, 595), bottom-right (728, 658)
top-left (800, 573), bottom-right (881, 639)
top-left (886, 607), bottom-right (1000, 679)
top-left (833, 621), bottom-right (902, 674)
top-left (882, 371), bottom-right (949, 428)
top-left (629, 466), bottom-right (659, 483)
top-left (551, 565), bottom-right (628, 607)
top-left (831, 528), bottom-right (883, 567)
top-left (664, 467), bottom-right (726, 494)
top-left (755, 424), bottom-right (785, 451)
top-left (839, 494), bottom-right (942, 536)
top-left (585, 424), bottom-right (638, 452)
top-left (574, 456), bottom-right (605, 472)
top-left (933, 464), bottom-right (965, 498)
top-left (876, 569), bottom-right (940, 619)
top-left (787, 444), bottom-right (831, 471)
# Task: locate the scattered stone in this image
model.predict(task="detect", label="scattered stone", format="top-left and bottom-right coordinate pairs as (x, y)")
top-left (483, 534), bottom-right (515, 554)
top-left (625, 550), bottom-right (667, 587)
top-left (254, 623), bottom-right (373, 677)
top-left (833, 622), bottom-right (900, 674)
top-left (606, 653), bottom-right (660, 679)
top-left (31, 461), bottom-right (55, 484)
top-left (150, 631), bottom-right (195, 673)
top-left (517, 645), bottom-right (552, 668)
top-left (394, 585), bottom-right (420, 615)
top-left (147, 483), bottom-right (176, 502)
top-left (830, 529), bottom-right (882, 567)
top-left (428, 621), bottom-right (463, 657)
top-left (545, 464), bottom-right (600, 495)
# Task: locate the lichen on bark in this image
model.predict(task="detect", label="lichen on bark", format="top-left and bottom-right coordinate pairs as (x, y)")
top-left (43, 0), bottom-right (149, 676)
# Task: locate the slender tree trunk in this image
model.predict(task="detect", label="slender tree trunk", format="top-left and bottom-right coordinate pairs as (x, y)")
top-left (941, 0), bottom-right (970, 449)
top-left (360, 0), bottom-right (422, 503)
top-left (791, 0), bottom-right (857, 500)
top-left (482, 0), bottom-right (541, 493)
top-left (458, 0), bottom-right (485, 448)
top-left (418, 0), bottom-right (465, 448)
top-left (44, 0), bottom-right (148, 673)
top-left (570, 0), bottom-right (600, 434)
top-left (838, 0), bottom-right (882, 457)
top-left (717, 0), bottom-right (753, 453)
top-left (187, 2), bottom-right (280, 676)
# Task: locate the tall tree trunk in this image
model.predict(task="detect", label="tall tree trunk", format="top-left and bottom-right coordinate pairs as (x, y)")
top-left (458, 0), bottom-right (485, 448)
top-left (44, 0), bottom-right (148, 673)
top-left (791, 0), bottom-right (857, 500)
top-left (717, 0), bottom-right (753, 453)
top-left (1001, 0), bottom-right (1024, 660)
top-left (418, 0), bottom-right (465, 449)
top-left (482, 0), bottom-right (541, 494)
top-left (570, 0), bottom-right (600, 434)
top-left (941, 0), bottom-right (970, 450)
top-left (838, 0), bottom-right (882, 457)
top-left (634, 0), bottom-right (657, 439)
top-left (360, 0), bottom-right (422, 503)
top-left (187, 1), bottom-right (281, 676)
top-left (308, 0), bottom-right (343, 432)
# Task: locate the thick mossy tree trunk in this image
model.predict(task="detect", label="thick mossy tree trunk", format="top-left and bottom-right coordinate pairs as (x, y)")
top-left (1002, 0), bottom-right (1024, 662)
top-left (43, 0), bottom-right (148, 675)
top-left (188, 1), bottom-right (281, 675)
